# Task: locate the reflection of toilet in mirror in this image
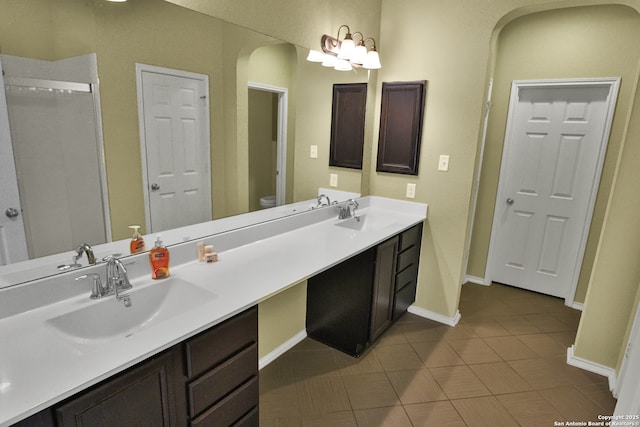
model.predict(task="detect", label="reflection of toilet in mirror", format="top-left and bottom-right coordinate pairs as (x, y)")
top-left (259, 195), bottom-right (276, 209)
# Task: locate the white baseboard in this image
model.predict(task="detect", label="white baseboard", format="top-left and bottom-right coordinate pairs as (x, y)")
top-left (258, 330), bottom-right (307, 370)
top-left (567, 345), bottom-right (617, 393)
top-left (569, 301), bottom-right (584, 311)
top-left (464, 275), bottom-right (491, 286)
top-left (408, 305), bottom-right (461, 327)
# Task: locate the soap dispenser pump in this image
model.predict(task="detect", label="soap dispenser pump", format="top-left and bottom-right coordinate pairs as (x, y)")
top-left (149, 235), bottom-right (170, 280)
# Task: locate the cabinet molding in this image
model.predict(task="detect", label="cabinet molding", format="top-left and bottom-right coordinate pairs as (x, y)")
top-left (329, 83), bottom-right (367, 169)
top-left (376, 81), bottom-right (426, 175)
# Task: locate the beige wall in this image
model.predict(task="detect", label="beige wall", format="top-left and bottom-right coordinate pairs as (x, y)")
top-left (467, 5), bottom-right (640, 305)
top-left (258, 281), bottom-right (307, 359)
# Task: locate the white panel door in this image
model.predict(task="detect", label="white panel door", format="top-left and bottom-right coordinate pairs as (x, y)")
top-left (138, 66), bottom-right (210, 233)
top-left (490, 80), bottom-right (618, 299)
top-left (0, 64), bottom-right (28, 265)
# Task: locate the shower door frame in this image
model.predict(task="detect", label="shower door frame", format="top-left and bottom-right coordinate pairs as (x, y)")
top-left (2, 75), bottom-right (112, 256)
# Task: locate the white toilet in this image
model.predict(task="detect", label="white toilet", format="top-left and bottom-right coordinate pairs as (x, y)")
top-left (259, 195), bottom-right (276, 209)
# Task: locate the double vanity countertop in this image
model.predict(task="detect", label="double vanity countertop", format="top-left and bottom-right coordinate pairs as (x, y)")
top-left (0, 196), bottom-right (427, 426)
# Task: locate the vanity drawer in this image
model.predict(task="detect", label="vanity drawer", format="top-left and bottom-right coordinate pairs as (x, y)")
top-left (188, 343), bottom-right (257, 417)
top-left (234, 407), bottom-right (259, 426)
top-left (190, 377), bottom-right (258, 427)
top-left (396, 263), bottom-right (418, 292)
top-left (398, 224), bottom-right (422, 252)
top-left (397, 245), bottom-right (419, 272)
top-left (185, 306), bottom-right (258, 379)
top-left (393, 280), bottom-right (417, 320)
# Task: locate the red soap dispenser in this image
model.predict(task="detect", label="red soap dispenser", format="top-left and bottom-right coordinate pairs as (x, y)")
top-left (149, 235), bottom-right (170, 280)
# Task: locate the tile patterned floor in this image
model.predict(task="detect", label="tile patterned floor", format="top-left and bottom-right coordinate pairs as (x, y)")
top-left (259, 282), bottom-right (617, 426)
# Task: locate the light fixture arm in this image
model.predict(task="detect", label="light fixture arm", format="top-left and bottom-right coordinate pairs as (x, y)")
top-left (336, 25), bottom-right (351, 41)
top-left (364, 37), bottom-right (378, 51)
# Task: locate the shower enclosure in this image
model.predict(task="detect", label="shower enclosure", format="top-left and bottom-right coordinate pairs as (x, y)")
top-left (0, 53), bottom-right (110, 262)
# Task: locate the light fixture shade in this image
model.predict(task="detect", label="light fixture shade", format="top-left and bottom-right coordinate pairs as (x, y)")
top-left (351, 45), bottom-right (368, 65)
top-left (337, 38), bottom-right (355, 60)
top-left (306, 49), bottom-right (325, 62)
top-left (334, 59), bottom-right (353, 71)
top-left (322, 54), bottom-right (338, 67)
top-left (363, 50), bottom-right (381, 69)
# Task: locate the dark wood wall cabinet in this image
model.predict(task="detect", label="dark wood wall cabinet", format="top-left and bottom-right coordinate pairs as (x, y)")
top-left (329, 83), bottom-right (367, 169)
top-left (306, 222), bottom-right (423, 357)
top-left (15, 307), bottom-right (258, 427)
top-left (376, 81), bottom-right (426, 175)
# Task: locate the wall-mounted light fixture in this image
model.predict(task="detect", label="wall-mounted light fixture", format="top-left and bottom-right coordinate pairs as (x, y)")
top-left (307, 25), bottom-right (381, 71)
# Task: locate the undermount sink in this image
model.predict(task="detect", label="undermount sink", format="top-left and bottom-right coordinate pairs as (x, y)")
top-left (335, 214), bottom-right (397, 232)
top-left (45, 277), bottom-right (215, 347)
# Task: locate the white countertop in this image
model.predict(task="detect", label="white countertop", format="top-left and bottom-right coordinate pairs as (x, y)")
top-left (0, 196), bottom-right (426, 426)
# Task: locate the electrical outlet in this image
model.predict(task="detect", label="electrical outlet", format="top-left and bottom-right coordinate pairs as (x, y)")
top-left (330, 173), bottom-right (338, 187)
top-left (310, 145), bottom-right (318, 159)
top-left (438, 155), bottom-right (450, 172)
top-left (406, 183), bottom-right (416, 199)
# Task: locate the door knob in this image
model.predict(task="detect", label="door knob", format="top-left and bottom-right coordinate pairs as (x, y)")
top-left (506, 198), bottom-right (514, 206)
top-left (5, 208), bottom-right (19, 218)
top-left (151, 183), bottom-right (160, 191)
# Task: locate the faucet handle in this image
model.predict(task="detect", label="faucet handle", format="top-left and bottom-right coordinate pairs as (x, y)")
top-left (76, 273), bottom-right (103, 299)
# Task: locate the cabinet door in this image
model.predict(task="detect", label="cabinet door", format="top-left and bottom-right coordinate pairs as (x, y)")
top-left (56, 349), bottom-right (181, 427)
top-left (306, 248), bottom-right (376, 356)
top-left (370, 236), bottom-right (398, 341)
top-left (329, 83), bottom-right (367, 169)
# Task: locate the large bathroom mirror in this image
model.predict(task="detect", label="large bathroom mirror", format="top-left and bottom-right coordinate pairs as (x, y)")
top-left (0, 0), bottom-right (369, 287)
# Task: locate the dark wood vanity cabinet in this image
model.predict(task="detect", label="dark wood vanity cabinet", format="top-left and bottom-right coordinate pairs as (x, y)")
top-left (394, 222), bottom-right (423, 320)
top-left (306, 223), bottom-right (423, 357)
top-left (56, 348), bottom-right (183, 426)
top-left (184, 306), bottom-right (258, 427)
top-left (14, 307), bottom-right (258, 427)
top-left (370, 236), bottom-right (399, 342)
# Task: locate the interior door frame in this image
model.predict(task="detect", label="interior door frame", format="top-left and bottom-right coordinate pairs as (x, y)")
top-left (136, 63), bottom-right (211, 233)
top-left (248, 81), bottom-right (288, 206)
top-left (486, 78), bottom-right (620, 307)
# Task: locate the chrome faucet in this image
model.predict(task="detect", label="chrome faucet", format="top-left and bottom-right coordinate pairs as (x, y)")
top-left (315, 194), bottom-right (332, 208)
top-left (338, 199), bottom-right (359, 219)
top-left (103, 255), bottom-right (134, 306)
top-left (73, 243), bottom-right (96, 266)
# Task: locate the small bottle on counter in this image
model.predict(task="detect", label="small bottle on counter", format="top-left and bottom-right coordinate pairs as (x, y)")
top-left (128, 225), bottom-right (145, 254)
top-left (149, 235), bottom-right (170, 279)
top-left (197, 241), bottom-right (206, 262)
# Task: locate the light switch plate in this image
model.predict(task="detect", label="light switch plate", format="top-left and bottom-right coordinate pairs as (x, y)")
top-left (406, 183), bottom-right (416, 199)
top-left (438, 155), bottom-right (450, 172)
top-left (310, 145), bottom-right (318, 159)
top-left (330, 173), bottom-right (338, 187)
